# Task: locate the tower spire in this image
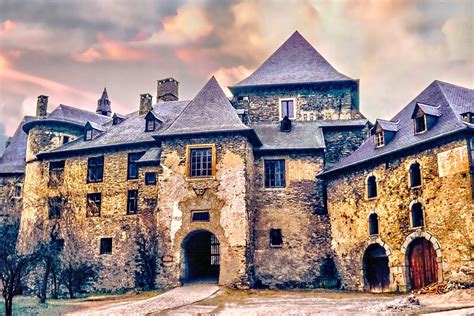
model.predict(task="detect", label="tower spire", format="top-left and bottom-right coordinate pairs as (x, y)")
top-left (96, 87), bottom-right (112, 116)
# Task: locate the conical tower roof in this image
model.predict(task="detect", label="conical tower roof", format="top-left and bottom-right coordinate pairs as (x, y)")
top-left (96, 87), bottom-right (112, 115)
top-left (231, 31), bottom-right (352, 90)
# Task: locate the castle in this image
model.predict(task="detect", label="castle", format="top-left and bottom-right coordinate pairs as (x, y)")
top-left (0, 31), bottom-right (472, 293)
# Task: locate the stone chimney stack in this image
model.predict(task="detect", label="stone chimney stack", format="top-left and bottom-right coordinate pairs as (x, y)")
top-left (157, 77), bottom-right (179, 102)
top-left (36, 95), bottom-right (48, 118)
top-left (139, 93), bottom-right (153, 115)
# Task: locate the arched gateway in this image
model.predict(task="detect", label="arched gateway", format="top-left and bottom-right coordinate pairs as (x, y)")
top-left (407, 237), bottom-right (438, 290)
top-left (182, 230), bottom-right (220, 282)
top-left (363, 244), bottom-right (390, 292)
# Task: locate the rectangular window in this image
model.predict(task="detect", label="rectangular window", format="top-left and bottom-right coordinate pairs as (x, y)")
top-left (86, 193), bottom-right (101, 217)
top-left (192, 211), bottom-right (210, 222)
top-left (87, 156), bottom-right (104, 183)
top-left (264, 159), bottom-right (286, 188)
top-left (146, 119), bottom-right (155, 132)
top-left (280, 99), bottom-right (295, 119)
top-left (85, 129), bottom-right (93, 141)
top-left (48, 197), bottom-right (62, 219)
top-left (145, 172), bottom-right (157, 185)
top-left (415, 115), bottom-right (427, 134)
top-left (128, 152), bottom-right (145, 179)
top-left (49, 160), bottom-right (65, 187)
top-left (374, 132), bottom-right (384, 147)
top-left (189, 147), bottom-right (213, 177)
top-left (100, 238), bottom-right (112, 254)
top-left (127, 190), bottom-right (139, 215)
top-left (210, 234), bottom-right (220, 266)
top-left (270, 229), bottom-right (283, 247)
top-left (14, 185), bottom-right (22, 198)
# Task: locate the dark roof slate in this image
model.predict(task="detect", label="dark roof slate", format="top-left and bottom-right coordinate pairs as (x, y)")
top-left (414, 103), bottom-right (442, 117)
top-left (137, 147), bottom-right (162, 165)
top-left (231, 31), bottom-right (352, 89)
top-left (49, 104), bottom-right (111, 126)
top-left (160, 76), bottom-right (250, 136)
top-left (324, 80), bottom-right (473, 175)
top-left (0, 116), bottom-right (34, 174)
top-left (375, 119), bottom-right (400, 132)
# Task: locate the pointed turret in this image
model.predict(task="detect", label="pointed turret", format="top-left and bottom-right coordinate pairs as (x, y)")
top-left (96, 87), bottom-right (112, 116)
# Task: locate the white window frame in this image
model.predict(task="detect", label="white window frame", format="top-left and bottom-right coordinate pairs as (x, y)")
top-left (374, 132), bottom-right (384, 148)
top-left (279, 98), bottom-right (296, 120)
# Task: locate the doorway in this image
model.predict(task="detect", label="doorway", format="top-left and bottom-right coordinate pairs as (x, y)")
top-left (182, 230), bottom-right (220, 282)
top-left (363, 244), bottom-right (390, 292)
top-left (407, 237), bottom-right (438, 290)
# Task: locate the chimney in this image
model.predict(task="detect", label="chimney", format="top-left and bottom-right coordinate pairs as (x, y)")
top-left (36, 95), bottom-right (48, 118)
top-left (139, 93), bottom-right (153, 115)
top-left (157, 77), bottom-right (178, 102)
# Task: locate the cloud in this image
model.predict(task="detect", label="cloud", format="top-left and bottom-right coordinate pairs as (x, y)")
top-left (213, 65), bottom-right (252, 96)
top-left (1, 19), bottom-right (15, 33)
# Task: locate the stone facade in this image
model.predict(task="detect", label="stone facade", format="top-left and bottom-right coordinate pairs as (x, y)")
top-left (324, 135), bottom-right (473, 292)
top-left (0, 174), bottom-right (24, 224)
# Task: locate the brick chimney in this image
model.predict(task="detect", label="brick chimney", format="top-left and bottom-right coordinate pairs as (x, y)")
top-left (139, 93), bottom-right (153, 115)
top-left (157, 77), bottom-right (178, 102)
top-left (36, 95), bottom-right (48, 118)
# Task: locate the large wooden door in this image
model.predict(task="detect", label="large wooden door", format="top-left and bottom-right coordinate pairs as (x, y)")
top-left (363, 244), bottom-right (390, 292)
top-left (408, 238), bottom-right (438, 290)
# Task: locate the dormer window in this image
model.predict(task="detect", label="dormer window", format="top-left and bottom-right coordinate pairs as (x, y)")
top-left (414, 114), bottom-right (427, 134)
top-left (374, 132), bottom-right (384, 147)
top-left (461, 112), bottom-right (474, 123)
top-left (112, 113), bottom-right (125, 125)
top-left (84, 121), bottom-right (105, 141)
top-left (85, 129), bottom-right (93, 141)
top-left (144, 111), bottom-right (162, 132)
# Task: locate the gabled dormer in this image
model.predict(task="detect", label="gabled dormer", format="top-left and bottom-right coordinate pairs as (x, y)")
top-left (370, 119), bottom-right (399, 148)
top-left (144, 111), bottom-right (162, 132)
top-left (460, 111), bottom-right (474, 124)
top-left (112, 113), bottom-right (126, 125)
top-left (84, 121), bottom-right (105, 141)
top-left (411, 102), bottom-right (442, 134)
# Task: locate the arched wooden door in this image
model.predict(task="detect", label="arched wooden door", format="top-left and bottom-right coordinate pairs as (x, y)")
top-left (407, 238), bottom-right (438, 290)
top-left (363, 244), bottom-right (390, 292)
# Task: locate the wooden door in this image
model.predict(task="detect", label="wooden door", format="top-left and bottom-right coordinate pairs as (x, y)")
top-left (364, 244), bottom-right (390, 292)
top-left (408, 238), bottom-right (438, 290)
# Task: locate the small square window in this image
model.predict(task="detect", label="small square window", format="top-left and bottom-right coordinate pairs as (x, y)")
top-left (270, 229), bottom-right (283, 247)
top-left (100, 238), bottom-right (112, 254)
top-left (87, 193), bottom-right (101, 217)
top-left (192, 211), bottom-right (210, 222)
top-left (145, 172), bottom-right (157, 185)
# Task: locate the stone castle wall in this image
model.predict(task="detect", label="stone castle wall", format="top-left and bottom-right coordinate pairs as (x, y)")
top-left (322, 127), bottom-right (369, 168)
top-left (0, 174), bottom-right (24, 224)
top-left (25, 125), bottom-right (79, 162)
top-left (325, 136), bottom-right (473, 292)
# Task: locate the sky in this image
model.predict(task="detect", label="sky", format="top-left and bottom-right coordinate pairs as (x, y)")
top-left (0, 0), bottom-right (473, 155)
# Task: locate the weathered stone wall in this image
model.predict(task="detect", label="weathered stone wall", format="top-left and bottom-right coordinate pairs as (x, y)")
top-left (232, 84), bottom-right (362, 124)
top-left (20, 147), bottom-right (161, 292)
top-left (323, 127), bottom-right (370, 167)
top-left (156, 134), bottom-right (254, 288)
top-left (0, 174), bottom-right (24, 224)
top-left (25, 125), bottom-right (79, 162)
top-left (252, 151), bottom-right (337, 288)
top-left (325, 136), bottom-right (473, 292)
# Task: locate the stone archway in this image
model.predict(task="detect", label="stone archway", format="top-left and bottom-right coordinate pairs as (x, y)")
top-left (363, 244), bottom-right (390, 292)
top-left (401, 231), bottom-right (443, 290)
top-left (181, 230), bottom-right (220, 283)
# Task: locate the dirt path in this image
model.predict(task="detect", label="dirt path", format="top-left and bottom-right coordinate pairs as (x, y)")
top-left (66, 283), bottom-right (219, 316)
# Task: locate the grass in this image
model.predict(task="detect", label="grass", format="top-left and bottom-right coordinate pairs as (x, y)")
top-left (0, 290), bottom-right (163, 316)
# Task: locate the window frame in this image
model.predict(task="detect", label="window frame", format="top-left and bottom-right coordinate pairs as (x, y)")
top-left (269, 228), bottom-right (283, 248)
top-left (410, 202), bottom-right (424, 228)
top-left (99, 237), bottom-right (112, 255)
top-left (264, 159), bottom-right (286, 189)
top-left (409, 162), bottom-right (422, 188)
top-left (145, 172), bottom-right (157, 185)
top-left (145, 118), bottom-right (156, 132)
top-left (191, 211), bottom-right (210, 222)
top-left (85, 129), bottom-right (93, 141)
top-left (366, 175), bottom-right (378, 199)
top-left (368, 213), bottom-right (379, 236)
top-left (86, 192), bottom-right (101, 217)
top-left (279, 98), bottom-right (296, 120)
top-left (127, 152), bottom-right (145, 180)
top-left (186, 144), bottom-right (216, 178)
top-left (87, 156), bottom-right (104, 183)
top-left (49, 160), bottom-right (65, 187)
top-left (414, 114), bottom-right (427, 134)
top-left (127, 189), bottom-right (139, 215)
top-left (374, 132), bottom-right (385, 148)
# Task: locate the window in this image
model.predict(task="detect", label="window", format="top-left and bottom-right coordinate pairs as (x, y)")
top-left (127, 190), bottom-right (139, 215)
top-left (146, 119), bottom-right (156, 132)
top-left (128, 152), bottom-right (144, 179)
top-left (369, 213), bottom-right (379, 235)
top-left (374, 132), bottom-right (384, 148)
top-left (144, 198), bottom-right (157, 210)
top-left (414, 115), bottom-right (427, 134)
top-left (192, 211), bottom-right (210, 222)
top-left (367, 175), bottom-right (377, 199)
top-left (63, 136), bottom-right (70, 144)
top-left (100, 238), bottom-right (112, 254)
top-left (87, 156), bottom-right (104, 183)
top-left (85, 129), bottom-right (93, 141)
top-left (14, 185), bottom-right (22, 198)
top-left (48, 197), bottom-right (62, 219)
top-left (280, 99), bottom-right (295, 119)
top-left (145, 172), bottom-right (156, 185)
top-left (264, 159), bottom-right (286, 188)
top-left (189, 147), bottom-right (213, 177)
top-left (270, 229), bottom-right (283, 247)
top-left (49, 160), bottom-right (65, 187)
top-left (411, 202), bottom-right (424, 228)
top-left (87, 193), bottom-right (101, 217)
top-left (409, 162), bottom-right (422, 188)
top-left (210, 234), bottom-right (220, 266)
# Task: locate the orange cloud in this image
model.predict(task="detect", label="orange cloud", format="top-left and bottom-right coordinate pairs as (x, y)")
top-left (0, 20), bottom-right (15, 33)
top-left (74, 33), bottom-right (149, 63)
top-left (213, 65), bottom-right (252, 96)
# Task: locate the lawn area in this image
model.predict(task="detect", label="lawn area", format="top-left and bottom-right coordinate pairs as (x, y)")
top-left (0, 290), bottom-right (163, 316)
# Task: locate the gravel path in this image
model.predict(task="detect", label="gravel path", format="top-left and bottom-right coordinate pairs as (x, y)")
top-left (66, 283), bottom-right (219, 316)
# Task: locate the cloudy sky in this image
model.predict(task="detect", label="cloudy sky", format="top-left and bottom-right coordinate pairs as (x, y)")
top-left (0, 0), bottom-right (472, 154)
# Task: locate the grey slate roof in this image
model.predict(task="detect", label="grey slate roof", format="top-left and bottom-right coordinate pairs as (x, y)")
top-left (253, 122), bottom-right (326, 151)
top-left (375, 119), bottom-right (400, 132)
top-left (324, 80), bottom-right (474, 175)
top-left (0, 116), bottom-right (34, 174)
top-left (231, 31), bottom-right (353, 90)
top-left (415, 103), bottom-right (442, 117)
top-left (137, 147), bottom-right (162, 165)
top-left (49, 104), bottom-right (111, 126)
top-left (160, 76), bottom-right (250, 136)
top-left (44, 100), bottom-right (189, 155)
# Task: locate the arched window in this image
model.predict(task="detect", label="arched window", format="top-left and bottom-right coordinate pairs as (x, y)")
top-left (409, 162), bottom-right (422, 188)
top-left (369, 213), bottom-right (379, 235)
top-left (411, 202), bottom-right (424, 228)
top-left (367, 176), bottom-right (377, 199)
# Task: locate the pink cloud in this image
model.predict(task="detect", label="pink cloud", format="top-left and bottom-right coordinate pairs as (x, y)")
top-left (0, 20), bottom-right (15, 34)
